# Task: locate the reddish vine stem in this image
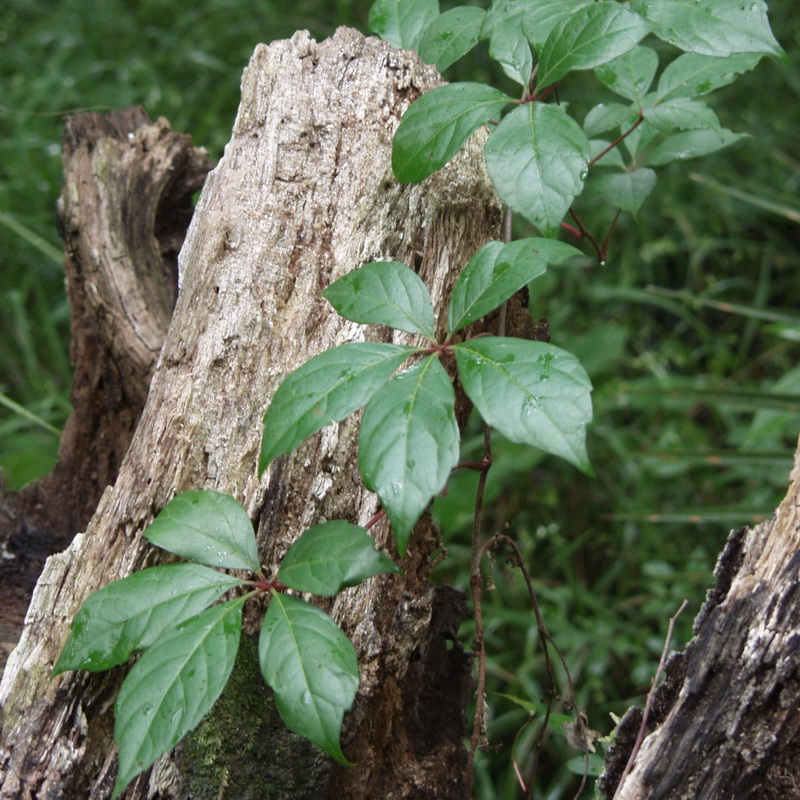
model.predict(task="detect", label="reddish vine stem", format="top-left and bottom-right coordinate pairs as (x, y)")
top-left (612, 598), bottom-right (689, 799)
top-left (465, 424), bottom-right (493, 790)
top-left (588, 111), bottom-right (644, 169)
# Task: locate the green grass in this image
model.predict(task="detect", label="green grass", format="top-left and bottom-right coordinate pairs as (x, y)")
top-left (2, 1), bottom-right (799, 798)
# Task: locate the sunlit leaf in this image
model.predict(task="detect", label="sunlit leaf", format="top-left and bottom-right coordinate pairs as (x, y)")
top-left (637, 0), bottom-right (784, 58)
top-left (260, 343), bottom-right (418, 468)
top-left (259, 592), bottom-right (358, 764)
top-left (144, 491), bottom-right (260, 573)
top-left (485, 102), bottom-right (590, 232)
top-left (447, 238), bottom-right (581, 335)
top-left (455, 337), bottom-right (593, 471)
top-left (324, 261), bottom-right (435, 339)
top-left (537, 3), bottom-right (650, 89)
top-left (278, 521), bottom-right (401, 596)
top-left (113, 597), bottom-right (244, 799)
top-left (53, 564), bottom-right (245, 675)
top-left (392, 82), bottom-right (514, 183)
top-left (359, 356), bottom-right (459, 555)
top-left (368, 0), bottom-right (439, 50)
top-left (418, 6), bottom-right (485, 71)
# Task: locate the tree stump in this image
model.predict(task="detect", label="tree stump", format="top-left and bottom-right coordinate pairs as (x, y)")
top-left (0, 27), bottom-right (501, 800)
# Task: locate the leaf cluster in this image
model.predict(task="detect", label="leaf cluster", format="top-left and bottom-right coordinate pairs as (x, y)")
top-left (54, 491), bottom-right (400, 797)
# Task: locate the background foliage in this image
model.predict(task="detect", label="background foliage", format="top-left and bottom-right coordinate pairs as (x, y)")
top-left (1, 0), bottom-right (798, 797)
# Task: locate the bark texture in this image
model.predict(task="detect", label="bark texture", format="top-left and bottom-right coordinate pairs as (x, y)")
top-left (601, 434), bottom-right (800, 800)
top-left (0, 108), bottom-right (210, 674)
top-left (0, 27), bottom-right (501, 800)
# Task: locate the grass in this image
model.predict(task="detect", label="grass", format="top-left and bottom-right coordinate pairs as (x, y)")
top-left (2, 1), bottom-right (799, 798)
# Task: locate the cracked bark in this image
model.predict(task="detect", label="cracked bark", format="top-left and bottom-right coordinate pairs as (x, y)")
top-left (0, 27), bottom-right (502, 800)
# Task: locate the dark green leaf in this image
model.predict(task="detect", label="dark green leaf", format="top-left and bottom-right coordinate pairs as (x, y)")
top-left (259, 592), bottom-right (358, 764)
top-left (392, 82), bottom-right (514, 183)
top-left (590, 168), bottom-right (656, 214)
top-left (595, 45), bottom-right (659, 103)
top-left (368, 0), bottom-right (439, 50)
top-left (485, 103), bottom-right (590, 232)
top-left (583, 103), bottom-right (639, 138)
top-left (447, 238), bottom-right (581, 335)
top-left (655, 52), bottom-right (762, 102)
top-left (278, 521), bottom-right (401, 596)
top-left (644, 128), bottom-right (747, 166)
top-left (260, 342), bottom-right (418, 468)
top-left (113, 597), bottom-right (244, 799)
top-left (418, 6), bottom-right (485, 71)
top-left (323, 261), bottom-right (435, 339)
top-left (144, 491), bottom-right (260, 573)
top-left (637, 0), bottom-right (784, 58)
top-left (520, 0), bottom-right (593, 52)
top-left (537, 3), bottom-right (650, 89)
top-left (489, 18), bottom-right (533, 87)
top-left (643, 97), bottom-right (721, 132)
top-left (53, 564), bottom-right (245, 675)
top-left (454, 337), bottom-right (592, 471)
top-left (359, 356), bottom-right (459, 555)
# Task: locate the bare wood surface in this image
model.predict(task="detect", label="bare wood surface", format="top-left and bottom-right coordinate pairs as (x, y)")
top-left (601, 435), bottom-right (800, 800)
top-left (0, 27), bottom-right (500, 800)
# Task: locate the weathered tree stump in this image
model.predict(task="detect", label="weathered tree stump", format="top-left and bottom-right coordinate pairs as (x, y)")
top-left (0, 27), bottom-right (501, 800)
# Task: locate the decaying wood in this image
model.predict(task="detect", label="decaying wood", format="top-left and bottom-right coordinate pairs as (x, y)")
top-left (0, 27), bottom-right (501, 800)
top-left (601, 434), bottom-right (800, 800)
top-left (0, 108), bottom-right (210, 675)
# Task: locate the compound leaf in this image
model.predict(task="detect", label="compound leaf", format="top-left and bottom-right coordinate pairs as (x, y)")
top-left (485, 102), bottom-right (590, 232)
top-left (537, 3), bottom-right (650, 89)
top-left (144, 491), bottom-right (260, 573)
top-left (278, 521), bottom-right (401, 596)
top-left (419, 6), bottom-right (485, 71)
top-left (392, 82), bottom-right (514, 183)
top-left (324, 261), bottom-right (435, 339)
top-left (368, 0), bottom-right (439, 50)
top-left (637, 0), bottom-right (784, 59)
top-left (359, 356), bottom-right (459, 556)
top-left (447, 238), bottom-right (580, 335)
top-left (259, 592), bottom-right (359, 765)
top-left (113, 596), bottom-right (244, 799)
top-left (53, 564), bottom-right (245, 675)
top-left (260, 342), bottom-right (418, 468)
top-left (454, 337), bottom-right (592, 472)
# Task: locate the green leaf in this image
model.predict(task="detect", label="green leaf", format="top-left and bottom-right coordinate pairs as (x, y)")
top-left (359, 356), bottom-right (459, 555)
top-left (392, 82), bottom-right (514, 183)
top-left (520, 0), bottom-right (594, 52)
top-left (144, 491), bottom-right (260, 573)
top-left (454, 337), bottom-right (592, 471)
top-left (497, 692), bottom-right (538, 715)
top-left (278, 521), bottom-right (402, 596)
top-left (654, 52), bottom-right (762, 102)
top-left (583, 103), bottom-right (639, 138)
top-left (642, 97), bottom-right (721, 133)
top-left (112, 596), bottom-right (244, 799)
top-left (53, 564), bottom-right (245, 675)
top-left (260, 342), bottom-right (418, 467)
top-left (595, 45), bottom-right (659, 103)
top-left (418, 6), bottom-right (485, 71)
top-left (259, 592), bottom-right (359, 764)
top-left (537, 3), bottom-right (650, 89)
top-left (447, 238), bottom-right (581, 335)
top-left (589, 139), bottom-right (626, 169)
top-left (368, 0), bottom-right (439, 50)
top-left (488, 18), bottom-right (533, 88)
top-left (637, 0), bottom-right (784, 59)
top-left (590, 168), bottom-right (656, 214)
top-left (323, 261), bottom-right (436, 339)
top-left (644, 127), bottom-right (747, 166)
top-left (484, 102), bottom-right (590, 232)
